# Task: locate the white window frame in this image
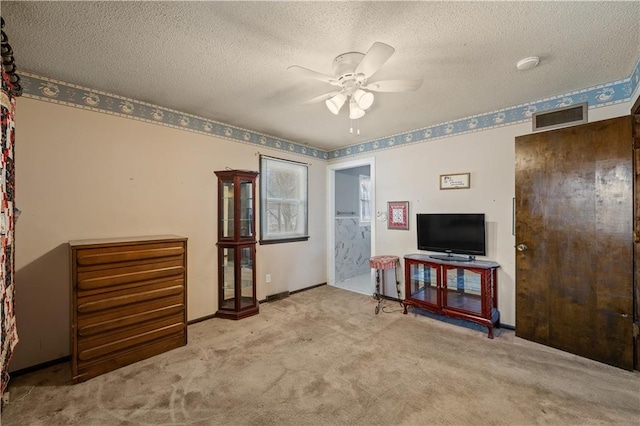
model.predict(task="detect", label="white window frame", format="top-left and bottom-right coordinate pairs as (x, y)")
top-left (259, 155), bottom-right (309, 244)
top-left (359, 174), bottom-right (371, 225)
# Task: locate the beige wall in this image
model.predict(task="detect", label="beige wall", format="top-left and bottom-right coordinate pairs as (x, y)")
top-left (11, 98), bottom-right (327, 371)
top-left (330, 100), bottom-right (633, 327)
top-left (12, 94), bottom-right (634, 371)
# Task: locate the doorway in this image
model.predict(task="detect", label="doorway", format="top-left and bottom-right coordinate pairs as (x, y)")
top-left (327, 158), bottom-right (376, 295)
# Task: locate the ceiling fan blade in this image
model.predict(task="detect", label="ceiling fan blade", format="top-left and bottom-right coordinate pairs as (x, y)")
top-left (355, 42), bottom-right (395, 79)
top-left (364, 79), bottom-right (423, 92)
top-left (287, 65), bottom-right (340, 86)
top-left (301, 91), bottom-right (342, 105)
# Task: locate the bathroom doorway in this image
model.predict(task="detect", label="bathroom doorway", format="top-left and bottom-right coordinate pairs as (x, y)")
top-left (327, 158), bottom-right (375, 295)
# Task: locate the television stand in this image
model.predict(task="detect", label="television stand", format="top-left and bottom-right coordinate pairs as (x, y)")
top-left (403, 254), bottom-right (500, 338)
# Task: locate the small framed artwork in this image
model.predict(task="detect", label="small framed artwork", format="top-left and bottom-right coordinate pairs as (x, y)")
top-left (387, 201), bottom-right (409, 230)
top-left (440, 172), bottom-right (471, 190)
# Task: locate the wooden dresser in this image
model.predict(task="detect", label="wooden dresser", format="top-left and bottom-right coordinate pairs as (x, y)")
top-left (69, 235), bottom-right (187, 383)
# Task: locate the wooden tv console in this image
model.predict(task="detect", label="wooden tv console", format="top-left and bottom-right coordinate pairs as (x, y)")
top-left (403, 254), bottom-right (500, 338)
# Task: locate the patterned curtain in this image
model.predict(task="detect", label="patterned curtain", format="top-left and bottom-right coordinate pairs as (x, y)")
top-left (1, 69), bottom-right (18, 394)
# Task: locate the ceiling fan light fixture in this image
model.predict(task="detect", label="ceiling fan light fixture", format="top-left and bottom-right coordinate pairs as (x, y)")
top-left (349, 100), bottom-right (365, 119)
top-left (353, 89), bottom-right (374, 110)
top-left (325, 93), bottom-right (347, 115)
top-left (293, 42), bottom-right (416, 127)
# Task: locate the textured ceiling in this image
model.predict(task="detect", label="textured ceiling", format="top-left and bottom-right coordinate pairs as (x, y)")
top-left (3, 1), bottom-right (640, 151)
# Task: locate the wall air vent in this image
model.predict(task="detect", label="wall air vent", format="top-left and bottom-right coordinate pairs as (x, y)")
top-left (532, 102), bottom-right (588, 132)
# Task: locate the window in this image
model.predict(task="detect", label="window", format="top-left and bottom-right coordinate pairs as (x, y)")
top-left (359, 175), bottom-right (371, 225)
top-left (260, 155), bottom-right (309, 244)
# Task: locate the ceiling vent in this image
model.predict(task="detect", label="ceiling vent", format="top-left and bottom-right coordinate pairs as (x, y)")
top-left (532, 103), bottom-right (588, 132)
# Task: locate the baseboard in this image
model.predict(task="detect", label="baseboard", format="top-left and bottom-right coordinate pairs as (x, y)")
top-left (499, 323), bottom-right (515, 330)
top-left (187, 313), bottom-right (217, 325)
top-left (264, 291), bottom-right (290, 302)
top-left (290, 282), bottom-right (326, 295)
top-left (9, 356), bottom-right (70, 378)
top-left (193, 283), bottom-right (328, 320)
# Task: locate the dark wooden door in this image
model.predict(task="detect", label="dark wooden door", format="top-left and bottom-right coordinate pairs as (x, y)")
top-left (515, 116), bottom-right (634, 370)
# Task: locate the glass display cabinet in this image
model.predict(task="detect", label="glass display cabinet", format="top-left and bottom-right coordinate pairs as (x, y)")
top-left (215, 170), bottom-right (259, 320)
top-left (403, 254), bottom-right (500, 338)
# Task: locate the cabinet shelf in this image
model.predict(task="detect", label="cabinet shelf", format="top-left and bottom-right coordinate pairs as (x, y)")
top-left (403, 254), bottom-right (500, 338)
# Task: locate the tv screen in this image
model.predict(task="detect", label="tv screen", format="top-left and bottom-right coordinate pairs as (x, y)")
top-left (416, 213), bottom-right (486, 256)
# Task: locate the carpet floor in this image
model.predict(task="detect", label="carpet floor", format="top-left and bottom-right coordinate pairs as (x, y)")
top-left (2, 285), bottom-right (639, 425)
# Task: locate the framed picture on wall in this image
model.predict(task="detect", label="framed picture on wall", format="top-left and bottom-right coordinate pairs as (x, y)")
top-left (387, 201), bottom-right (409, 230)
top-left (440, 172), bottom-right (470, 189)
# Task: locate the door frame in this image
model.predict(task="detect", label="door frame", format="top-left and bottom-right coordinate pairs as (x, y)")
top-left (632, 93), bottom-right (640, 371)
top-left (326, 157), bottom-right (376, 286)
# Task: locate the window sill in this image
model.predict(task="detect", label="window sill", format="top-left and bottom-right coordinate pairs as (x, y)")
top-left (259, 236), bottom-right (310, 245)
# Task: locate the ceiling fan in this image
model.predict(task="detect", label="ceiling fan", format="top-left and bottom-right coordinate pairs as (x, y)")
top-left (288, 42), bottom-right (423, 120)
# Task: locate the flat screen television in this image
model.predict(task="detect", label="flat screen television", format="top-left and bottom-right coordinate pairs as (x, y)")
top-left (416, 213), bottom-right (486, 261)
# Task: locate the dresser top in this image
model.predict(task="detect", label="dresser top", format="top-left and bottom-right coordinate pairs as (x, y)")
top-left (69, 234), bottom-right (187, 247)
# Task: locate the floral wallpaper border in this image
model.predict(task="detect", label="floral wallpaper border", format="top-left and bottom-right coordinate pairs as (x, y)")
top-left (19, 56), bottom-right (640, 161)
top-left (19, 72), bottom-right (328, 160)
top-left (328, 57), bottom-right (640, 159)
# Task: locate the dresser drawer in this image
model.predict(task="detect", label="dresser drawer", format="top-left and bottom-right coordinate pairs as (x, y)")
top-left (77, 313), bottom-right (185, 363)
top-left (78, 301), bottom-right (184, 337)
top-left (75, 241), bottom-right (185, 267)
top-left (77, 278), bottom-right (183, 314)
top-left (76, 259), bottom-right (185, 295)
top-left (74, 334), bottom-right (186, 384)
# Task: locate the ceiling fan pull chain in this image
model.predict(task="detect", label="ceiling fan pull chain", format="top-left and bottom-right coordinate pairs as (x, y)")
top-left (348, 116), bottom-right (360, 135)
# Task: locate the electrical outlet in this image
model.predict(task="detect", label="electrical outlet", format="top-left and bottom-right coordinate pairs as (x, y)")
top-left (2, 391), bottom-right (10, 404)
top-left (265, 274), bottom-right (271, 283)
